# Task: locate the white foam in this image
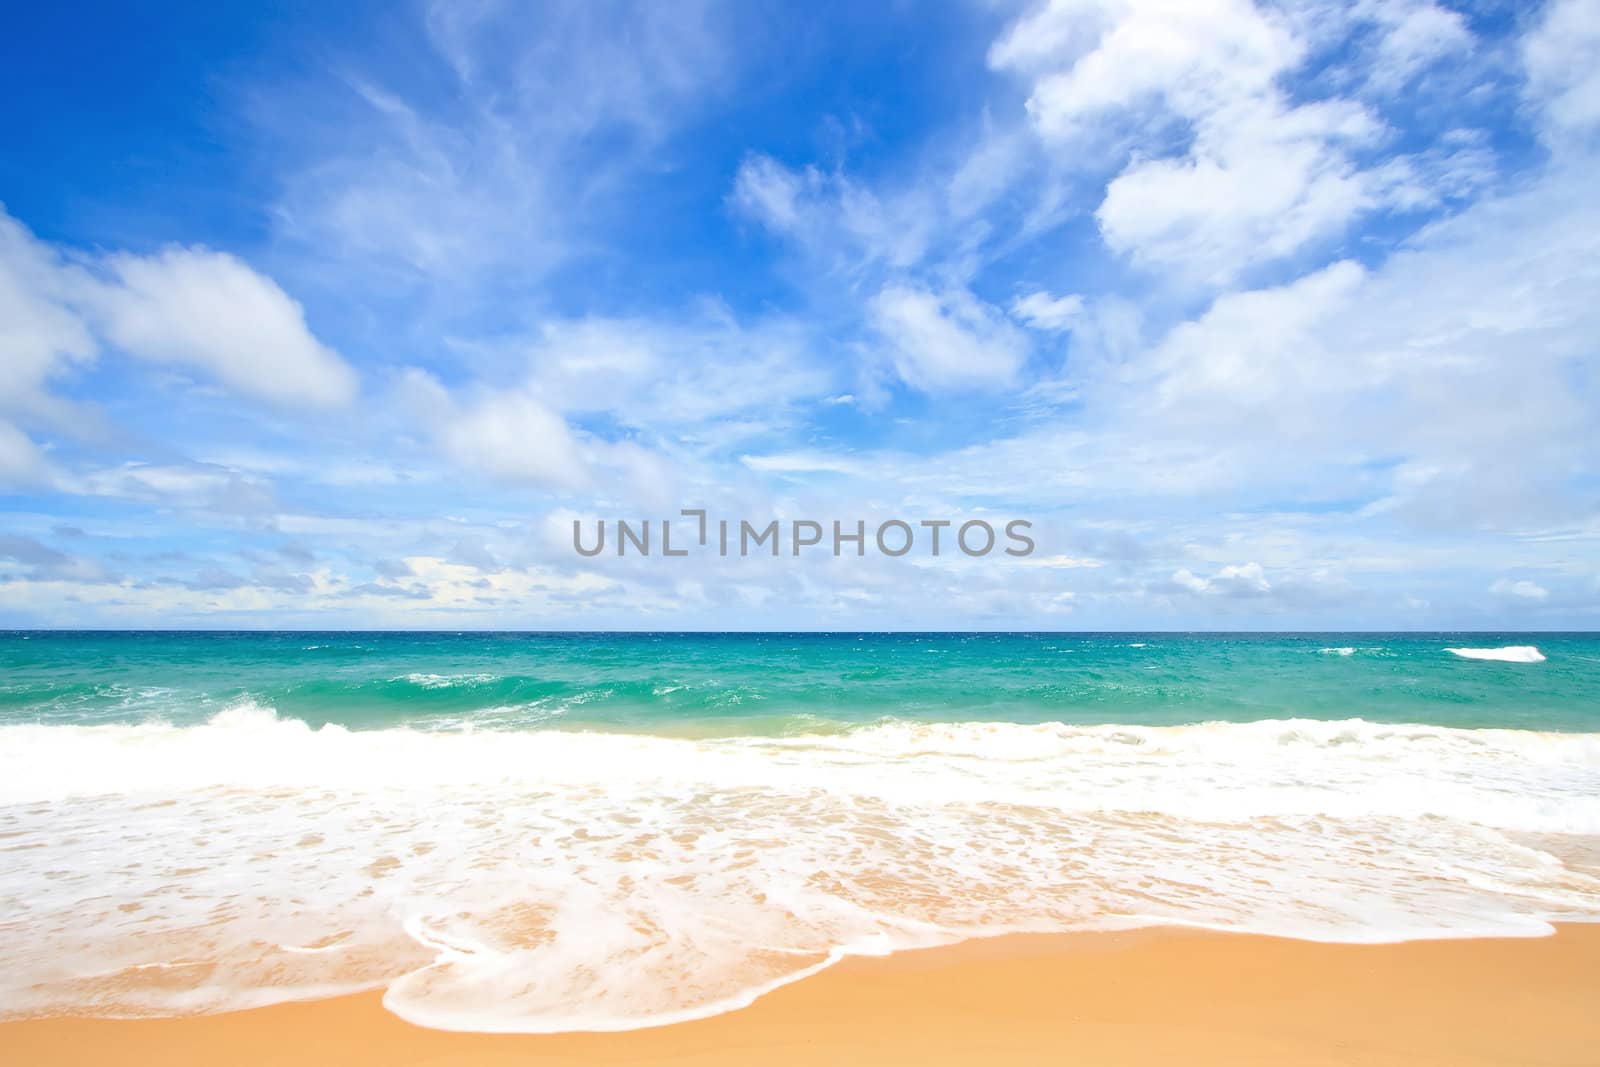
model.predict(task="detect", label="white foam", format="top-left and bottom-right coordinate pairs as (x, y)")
top-left (1446, 645), bottom-right (1546, 663)
top-left (1320, 647), bottom-right (1356, 656)
top-left (1, 706), bottom-right (1597, 1032)
top-left (398, 672), bottom-right (499, 688)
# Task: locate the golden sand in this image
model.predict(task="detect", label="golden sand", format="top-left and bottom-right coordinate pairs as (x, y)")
top-left (5, 925), bottom-right (1598, 1066)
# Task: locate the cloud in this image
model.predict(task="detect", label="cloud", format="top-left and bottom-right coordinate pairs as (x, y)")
top-left (273, 0), bottom-right (733, 289)
top-left (518, 312), bottom-right (831, 435)
top-left (1, 207), bottom-right (355, 422)
top-left (87, 247), bottom-right (357, 409)
top-left (730, 155), bottom-right (936, 275)
top-left (66, 461), bottom-right (280, 518)
top-left (0, 420), bottom-right (50, 485)
top-left (438, 387), bottom-right (590, 490)
top-left (1522, 0), bottom-right (1600, 140)
top-left (389, 305), bottom-right (834, 499)
top-left (1169, 561), bottom-right (1273, 597)
top-left (1147, 259), bottom-right (1367, 418)
top-left (0, 209), bottom-right (96, 413)
top-left (0, 534), bottom-right (110, 582)
top-left (1356, 0), bottom-right (1472, 93)
top-left (991, 0), bottom-right (1304, 142)
top-left (1011, 290), bottom-right (1085, 331)
top-left (0, 209), bottom-right (97, 476)
top-left (869, 285), bottom-right (1029, 391)
top-left (990, 0), bottom-right (1477, 283)
top-left (0, 534), bottom-right (70, 569)
top-left (1490, 578), bottom-right (1549, 601)
top-left (1095, 100), bottom-right (1382, 282)
top-left (739, 451), bottom-right (867, 476)
top-left (1018, 554), bottom-right (1103, 569)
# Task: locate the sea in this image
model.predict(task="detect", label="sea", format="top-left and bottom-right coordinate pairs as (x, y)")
top-left (1, 630), bottom-right (1597, 1031)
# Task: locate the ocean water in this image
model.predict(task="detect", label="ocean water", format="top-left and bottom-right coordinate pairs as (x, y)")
top-left (1, 630), bottom-right (1598, 1031)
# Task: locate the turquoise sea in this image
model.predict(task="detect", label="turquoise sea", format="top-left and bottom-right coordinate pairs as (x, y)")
top-left (1, 631), bottom-right (1598, 1032)
top-left (4, 630), bottom-right (1598, 732)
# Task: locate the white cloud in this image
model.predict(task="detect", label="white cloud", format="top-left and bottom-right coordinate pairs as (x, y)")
top-left (869, 285), bottom-right (1029, 391)
top-left (0, 419), bottom-right (49, 485)
top-left (1019, 554), bottom-right (1103, 568)
top-left (1522, 0), bottom-right (1600, 139)
top-left (439, 391), bottom-right (590, 491)
top-left (992, 0), bottom-right (1302, 143)
top-left (396, 370), bottom-right (587, 490)
top-left (1097, 98), bottom-right (1382, 282)
top-left (64, 461), bottom-right (278, 516)
top-left (730, 155), bottom-right (936, 274)
top-left (2, 207), bottom-right (355, 419)
top-left (1147, 259), bottom-right (1366, 417)
top-left (740, 451), bottom-right (867, 476)
top-left (1490, 578), bottom-right (1550, 600)
top-left (747, 154), bottom-right (1600, 567)
top-left (521, 312), bottom-right (831, 434)
top-left (989, 0), bottom-right (1476, 282)
top-left (1012, 290), bottom-right (1085, 330)
top-left (1170, 561), bottom-right (1273, 597)
top-left (0, 210), bottom-right (96, 413)
top-left (391, 307), bottom-right (836, 503)
top-left (731, 154), bottom-right (806, 233)
top-left (90, 247), bottom-right (356, 409)
top-left (1357, 0), bottom-right (1472, 93)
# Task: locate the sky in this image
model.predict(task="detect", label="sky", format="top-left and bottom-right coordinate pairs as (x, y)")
top-left (1, 0), bottom-right (1598, 630)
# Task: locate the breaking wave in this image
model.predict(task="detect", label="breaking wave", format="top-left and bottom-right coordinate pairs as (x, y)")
top-left (1446, 646), bottom-right (1547, 663)
top-left (1, 703), bottom-right (1596, 1032)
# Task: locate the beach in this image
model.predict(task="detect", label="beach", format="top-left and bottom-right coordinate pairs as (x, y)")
top-left (3, 632), bottom-right (1598, 1044)
top-left (6, 925), bottom-right (1599, 1065)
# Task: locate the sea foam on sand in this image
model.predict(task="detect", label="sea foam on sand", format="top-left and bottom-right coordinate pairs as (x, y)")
top-left (1, 704), bottom-right (1597, 1032)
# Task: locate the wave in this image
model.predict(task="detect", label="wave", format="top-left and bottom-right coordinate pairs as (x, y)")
top-left (1446, 646), bottom-right (1546, 663)
top-left (1, 704), bottom-right (1597, 1032)
top-left (395, 672), bottom-right (501, 689)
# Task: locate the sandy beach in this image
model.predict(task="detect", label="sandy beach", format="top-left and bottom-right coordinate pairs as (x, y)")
top-left (6, 924), bottom-right (1598, 1066)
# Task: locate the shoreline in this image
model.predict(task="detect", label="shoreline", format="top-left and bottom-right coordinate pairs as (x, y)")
top-left (5, 925), bottom-right (1598, 1065)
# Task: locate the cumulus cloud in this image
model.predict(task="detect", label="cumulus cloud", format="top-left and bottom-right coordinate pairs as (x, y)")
top-left (0, 207), bottom-right (355, 422)
top-left (90, 247), bottom-right (357, 408)
top-left (990, 0), bottom-right (1477, 282)
top-left (1095, 100), bottom-right (1382, 282)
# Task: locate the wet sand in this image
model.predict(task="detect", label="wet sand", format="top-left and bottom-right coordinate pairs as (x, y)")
top-left (5, 925), bottom-right (1599, 1065)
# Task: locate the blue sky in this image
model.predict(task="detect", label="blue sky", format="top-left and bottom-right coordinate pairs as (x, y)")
top-left (2, 0), bottom-right (1598, 629)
